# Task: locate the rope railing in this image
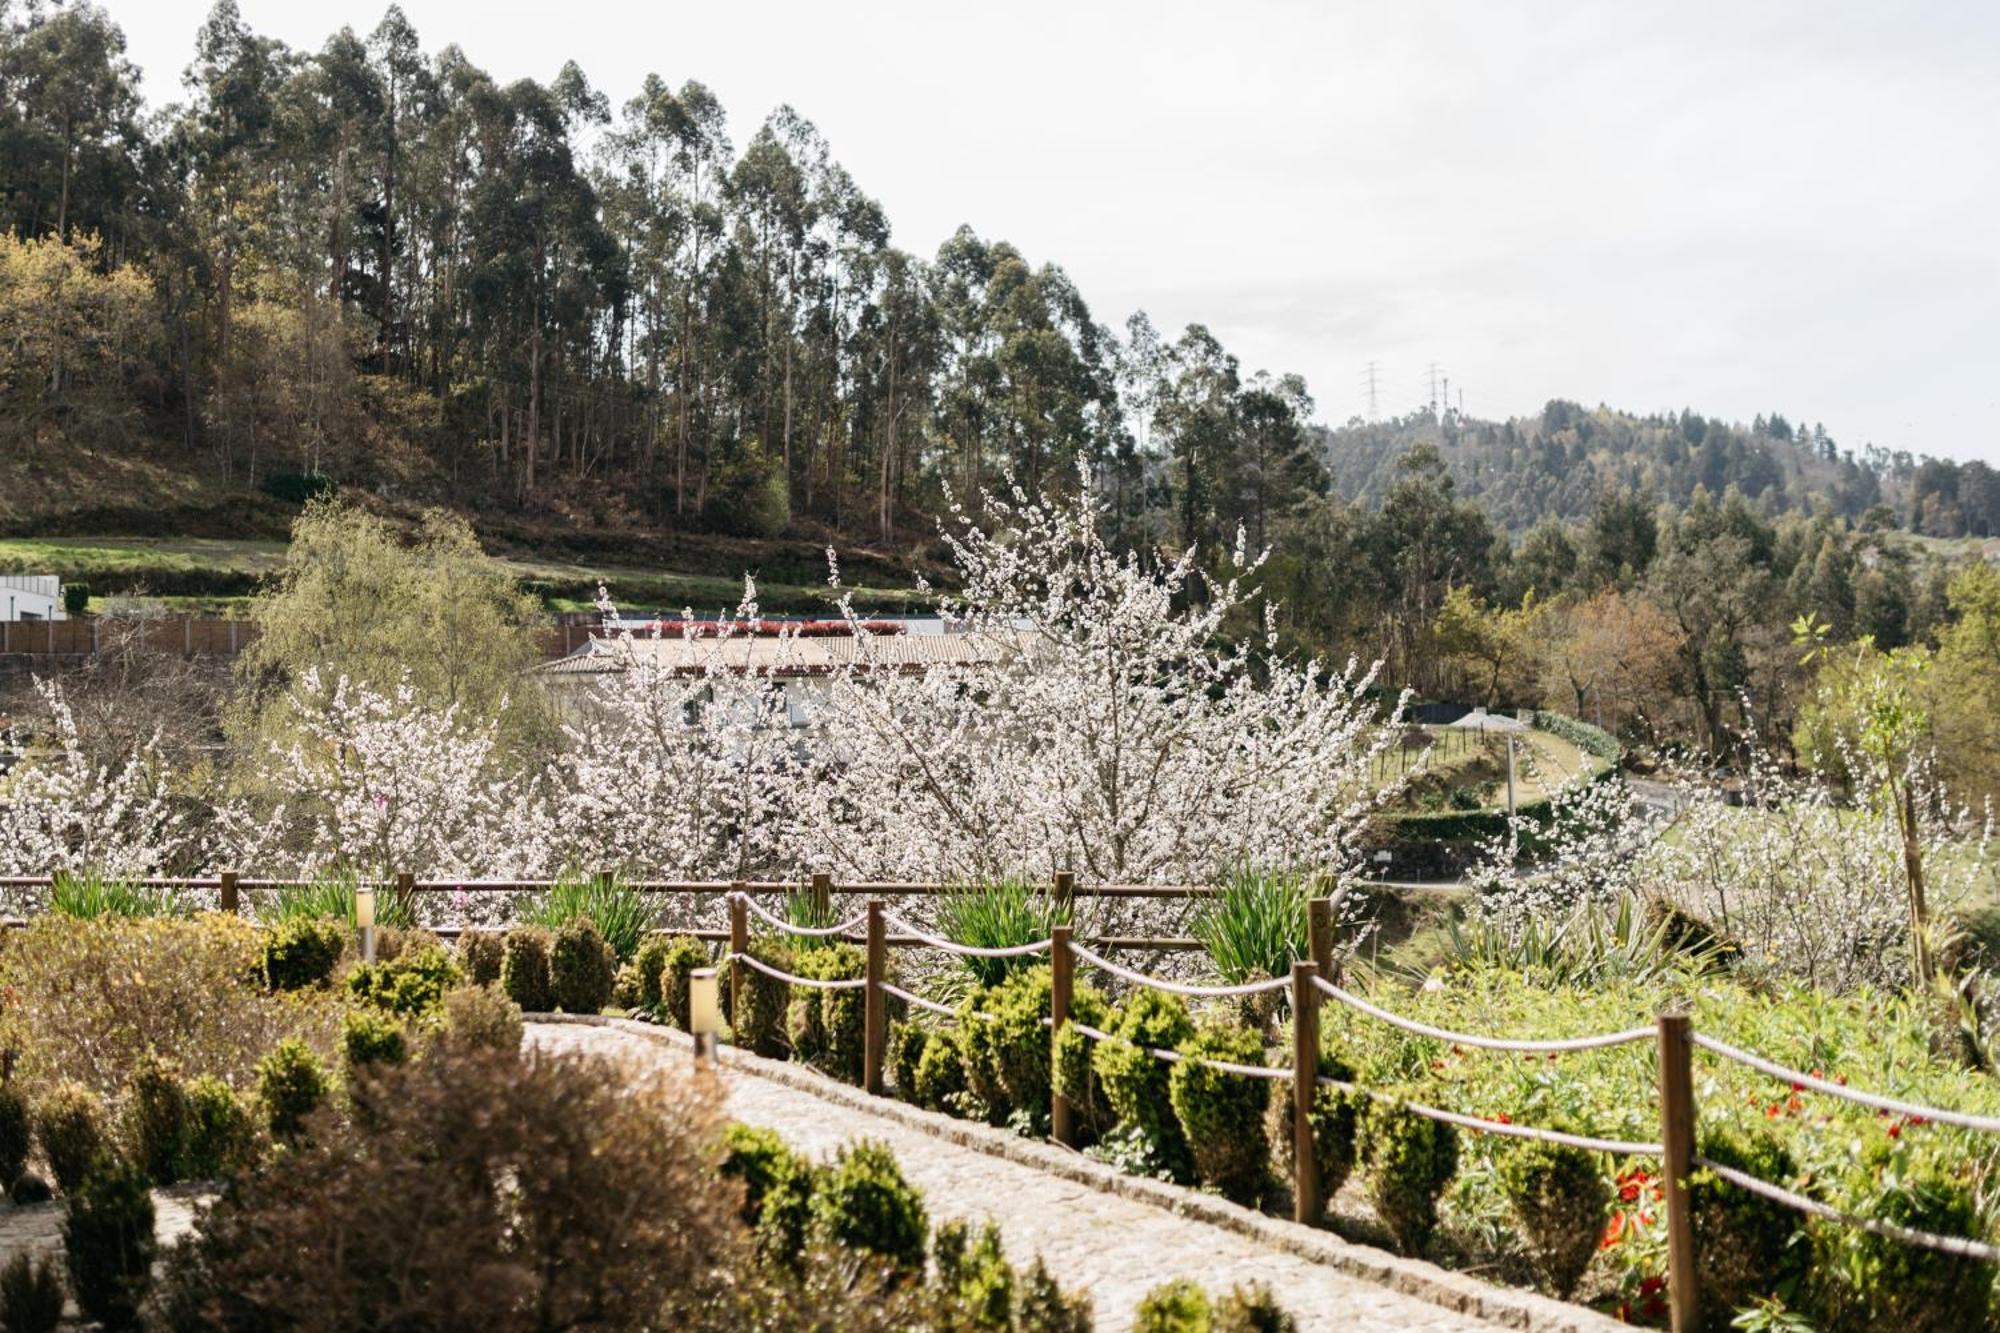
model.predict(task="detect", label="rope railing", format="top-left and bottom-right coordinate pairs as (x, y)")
top-left (880, 983), bottom-right (969, 1020)
top-left (1319, 1076), bottom-right (1661, 1156)
top-left (1311, 974), bottom-right (1655, 1054)
top-left (1066, 1020), bottom-right (1291, 1082)
top-left (1068, 943), bottom-right (1292, 999)
top-left (731, 891), bottom-right (870, 939)
top-left (881, 912), bottom-right (1053, 959)
top-left (1697, 1157), bottom-right (2000, 1263)
top-left (724, 951), bottom-right (868, 991)
top-left (1692, 1033), bottom-right (2000, 1136)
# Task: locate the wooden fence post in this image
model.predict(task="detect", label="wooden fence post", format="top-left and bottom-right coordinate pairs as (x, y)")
top-left (1291, 960), bottom-right (1321, 1224)
top-left (395, 870), bottom-right (415, 922)
top-left (728, 884), bottom-right (748, 1039)
top-left (1050, 923), bottom-right (1075, 1148)
top-left (1307, 896), bottom-right (1335, 982)
top-left (218, 871), bottom-right (239, 916)
top-left (1657, 1011), bottom-right (1699, 1333)
top-left (811, 871), bottom-right (832, 925)
top-left (864, 899), bottom-right (886, 1095)
top-left (1053, 870), bottom-right (1074, 915)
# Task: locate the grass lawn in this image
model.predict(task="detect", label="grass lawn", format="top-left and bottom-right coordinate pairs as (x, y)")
top-left (1374, 725), bottom-right (1604, 811)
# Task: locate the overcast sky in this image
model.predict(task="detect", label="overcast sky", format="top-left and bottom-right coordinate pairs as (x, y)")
top-left (115, 0), bottom-right (2000, 462)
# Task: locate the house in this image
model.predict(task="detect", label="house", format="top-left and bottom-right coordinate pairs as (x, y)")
top-left (0, 576), bottom-right (64, 622)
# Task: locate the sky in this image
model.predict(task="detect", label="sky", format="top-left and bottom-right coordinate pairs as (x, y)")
top-left (114, 0), bottom-right (2000, 463)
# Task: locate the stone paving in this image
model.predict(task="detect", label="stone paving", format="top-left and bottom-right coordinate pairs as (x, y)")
top-left (528, 1020), bottom-right (1519, 1333)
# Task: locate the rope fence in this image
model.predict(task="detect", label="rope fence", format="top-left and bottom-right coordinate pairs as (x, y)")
top-left (1691, 1033), bottom-right (2000, 1136)
top-left (1697, 1157), bottom-right (2000, 1263)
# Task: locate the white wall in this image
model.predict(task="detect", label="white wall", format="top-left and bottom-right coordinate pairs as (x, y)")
top-left (0, 576), bottom-right (64, 622)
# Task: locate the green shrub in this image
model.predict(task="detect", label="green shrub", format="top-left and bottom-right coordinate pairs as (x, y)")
top-left (62, 581), bottom-right (89, 616)
top-left (808, 1140), bottom-right (929, 1278)
top-left (520, 875), bottom-right (656, 962)
top-left (256, 1038), bottom-right (330, 1139)
top-left (34, 1081), bottom-right (106, 1193)
top-left (1191, 868), bottom-right (1309, 987)
top-left (265, 872), bottom-right (412, 929)
top-left (1133, 1278), bottom-right (1210, 1332)
top-left (935, 880), bottom-right (1069, 988)
top-left (1808, 1143), bottom-right (1994, 1333)
top-left (259, 469), bottom-right (336, 505)
top-left (346, 939), bottom-right (462, 1017)
top-left (262, 916), bottom-right (345, 991)
top-left (1017, 1255), bottom-right (1095, 1333)
top-left (1167, 1021), bottom-right (1270, 1205)
top-left (931, 1218), bottom-right (1014, 1329)
top-left (1689, 1129), bottom-right (1802, 1329)
top-left (550, 918), bottom-right (616, 1013)
top-left (953, 983), bottom-right (1013, 1123)
top-left (1498, 1141), bottom-right (1609, 1298)
top-left (735, 940), bottom-right (796, 1058)
top-left (658, 935), bottom-right (710, 1029)
top-left (1213, 1282), bottom-right (1297, 1332)
top-left (720, 1122), bottom-right (802, 1228)
top-left (341, 1008), bottom-right (411, 1074)
top-left (48, 873), bottom-right (188, 921)
top-left (1092, 989), bottom-right (1195, 1177)
top-left (458, 930), bottom-right (505, 986)
top-left (632, 934), bottom-right (673, 1011)
top-left (500, 926), bottom-right (555, 1012)
top-left (436, 983), bottom-right (524, 1054)
top-left (122, 1056), bottom-right (189, 1187)
top-left (1363, 1104), bottom-right (1459, 1255)
top-left (61, 1158), bottom-right (154, 1329)
top-left (0, 1084), bottom-right (28, 1190)
top-left (1051, 988), bottom-right (1114, 1140)
top-left (981, 966), bottom-right (1093, 1133)
top-left (914, 1025), bottom-right (970, 1112)
top-left (0, 1253), bottom-right (62, 1333)
top-left (889, 1022), bottom-right (930, 1102)
top-left (1265, 1038), bottom-right (1358, 1217)
top-left (180, 1076), bottom-right (255, 1180)
top-left (785, 944), bottom-right (866, 1082)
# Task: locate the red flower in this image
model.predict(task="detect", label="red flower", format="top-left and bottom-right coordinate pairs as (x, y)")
top-left (1888, 1121), bottom-right (1903, 1138)
top-left (1638, 1276), bottom-right (1667, 1296)
top-left (1601, 1211), bottom-right (1629, 1249)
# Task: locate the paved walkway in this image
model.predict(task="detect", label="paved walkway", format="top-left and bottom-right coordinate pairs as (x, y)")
top-left (528, 1020), bottom-right (1514, 1333)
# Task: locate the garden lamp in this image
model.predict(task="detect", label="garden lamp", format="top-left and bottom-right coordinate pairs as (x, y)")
top-left (689, 967), bottom-right (720, 1066)
top-left (355, 886), bottom-right (377, 964)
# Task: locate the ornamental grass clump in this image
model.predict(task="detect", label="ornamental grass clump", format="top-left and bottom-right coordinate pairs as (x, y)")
top-left (1264, 1037), bottom-right (1358, 1217)
top-left (808, 1140), bottom-right (929, 1279)
top-left (0, 1253), bottom-right (63, 1333)
top-left (49, 872), bottom-right (187, 921)
top-left (500, 925), bottom-right (554, 1012)
top-left (1690, 1128), bottom-right (1802, 1329)
top-left (34, 1082), bottom-right (106, 1194)
top-left (62, 1158), bottom-right (154, 1329)
top-left (261, 916), bottom-right (345, 990)
top-left (256, 1038), bottom-right (330, 1140)
top-left (1497, 1140), bottom-right (1609, 1298)
top-left (935, 880), bottom-right (1068, 989)
top-left (520, 873), bottom-right (656, 963)
top-left (1192, 869), bottom-right (1309, 987)
top-left (179, 1075), bottom-right (255, 1180)
top-left (122, 1055), bottom-right (189, 1186)
top-left (550, 918), bottom-right (616, 1013)
top-left (1363, 1104), bottom-right (1459, 1255)
top-left (1167, 1021), bottom-right (1270, 1205)
top-left (1092, 989), bottom-right (1195, 1177)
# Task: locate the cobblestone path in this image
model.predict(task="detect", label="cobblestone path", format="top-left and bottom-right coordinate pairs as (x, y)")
top-left (528, 1020), bottom-right (1531, 1333)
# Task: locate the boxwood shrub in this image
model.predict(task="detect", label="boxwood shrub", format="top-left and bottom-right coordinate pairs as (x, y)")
top-left (1690, 1127), bottom-right (1802, 1329)
top-left (786, 944), bottom-right (864, 1081)
top-left (1265, 1038), bottom-right (1358, 1217)
top-left (550, 918), bottom-right (615, 1014)
top-left (1808, 1141), bottom-right (1993, 1333)
top-left (1091, 989), bottom-right (1195, 1178)
top-left (500, 926), bottom-right (555, 1012)
top-left (262, 916), bottom-right (345, 991)
top-left (34, 1081), bottom-right (107, 1193)
top-left (457, 930), bottom-right (505, 987)
top-left (346, 940), bottom-right (461, 1017)
top-left (1132, 1278), bottom-right (1209, 1331)
top-left (1363, 1103), bottom-right (1459, 1255)
top-left (256, 1038), bottom-right (330, 1140)
top-left (1497, 1140), bottom-right (1609, 1298)
top-left (122, 1056), bottom-right (190, 1186)
top-left (913, 1024), bottom-right (970, 1112)
top-left (734, 939), bottom-right (796, 1058)
top-left (657, 935), bottom-right (710, 1029)
top-left (1167, 1020), bottom-right (1270, 1205)
top-left (62, 1158), bottom-right (155, 1328)
top-left (808, 1140), bottom-right (929, 1279)
top-left (1051, 987), bottom-right (1114, 1141)
top-left (341, 1008), bottom-right (411, 1074)
top-left (180, 1075), bottom-right (255, 1180)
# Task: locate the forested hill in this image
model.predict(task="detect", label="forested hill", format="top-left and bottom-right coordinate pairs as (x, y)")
top-left (1315, 402), bottom-right (1984, 534)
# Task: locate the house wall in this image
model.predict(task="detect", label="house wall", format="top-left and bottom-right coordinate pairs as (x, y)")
top-left (0, 576), bottom-right (63, 622)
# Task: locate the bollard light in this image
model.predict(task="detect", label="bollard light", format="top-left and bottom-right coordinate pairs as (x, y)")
top-left (355, 886), bottom-right (377, 964)
top-left (689, 967), bottom-right (720, 1066)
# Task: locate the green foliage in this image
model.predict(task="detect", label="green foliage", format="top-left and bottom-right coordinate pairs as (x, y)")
top-left (179, 1075), bottom-right (255, 1180)
top-left (1167, 1021), bottom-right (1270, 1204)
top-left (48, 872), bottom-right (187, 920)
top-left (1213, 1283), bottom-right (1297, 1333)
top-left (0, 1085), bottom-right (27, 1190)
top-left (632, 933), bottom-right (673, 1011)
top-left (1091, 989), bottom-right (1195, 1178)
top-left (720, 1122), bottom-right (801, 1228)
top-left (435, 983), bottom-right (524, 1054)
top-left (1265, 1037), bottom-right (1358, 1217)
top-left (346, 939), bottom-right (461, 1017)
top-left (808, 1140), bottom-right (929, 1279)
top-left (549, 917), bottom-right (616, 1013)
top-left (931, 1219), bottom-right (1015, 1329)
top-left (1132, 1279), bottom-right (1210, 1332)
top-left (1443, 893), bottom-right (1719, 988)
top-left (1051, 988), bottom-right (1114, 1140)
top-left (266, 872), bottom-right (414, 929)
top-left (951, 965), bottom-right (1086, 1133)
top-left (1497, 1141), bottom-right (1609, 1298)
top-left (935, 880), bottom-right (1069, 988)
top-left (122, 1055), bottom-right (189, 1186)
top-left (62, 581), bottom-right (89, 616)
top-left (458, 930), bottom-right (505, 986)
top-left (735, 939), bottom-right (796, 1058)
top-left (1808, 1141), bottom-right (1995, 1333)
top-left (913, 1024), bottom-right (970, 1112)
top-left (256, 1038), bottom-right (330, 1139)
top-left (341, 1008), bottom-right (411, 1074)
top-left (61, 1158), bottom-right (155, 1329)
top-left (262, 915), bottom-right (345, 990)
top-left (888, 1022), bottom-right (929, 1101)
top-left (33, 1081), bottom-right (106, 1193)
top-left (953, 983), bottom-right (1013, 1123)
top-left (786, 944), bottom-right (865, 1082)
top-left (521, 875), bottom-right (656, 963)
top-left (1191, 869), bottom-right (1308, 986)
top-left (0, 1252), bottom-right (63, 1333)
top-left (1363, 1104), bottom-right (1459, 1255)
top-left (657, 935), bottom-right (711, 1029)
top-left (1531, 711), bottom-right (1623, 761)
top-left (1017, 1256), bottom-right (1095, 1333)
top-left (500, 926), bottom-right (555, 1012)
top-left (1692, 1129), bottom-right (1803, 1331)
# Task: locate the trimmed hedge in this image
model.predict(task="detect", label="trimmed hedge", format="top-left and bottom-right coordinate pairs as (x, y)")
top-left (1532, 709), bottom-right (1622, 761)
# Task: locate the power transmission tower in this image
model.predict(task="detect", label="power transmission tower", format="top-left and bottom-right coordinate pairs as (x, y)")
top-left (1425, 362), bottom-right (1441, 415)
top-left (1361, 361), bottom-right (1380, 420)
